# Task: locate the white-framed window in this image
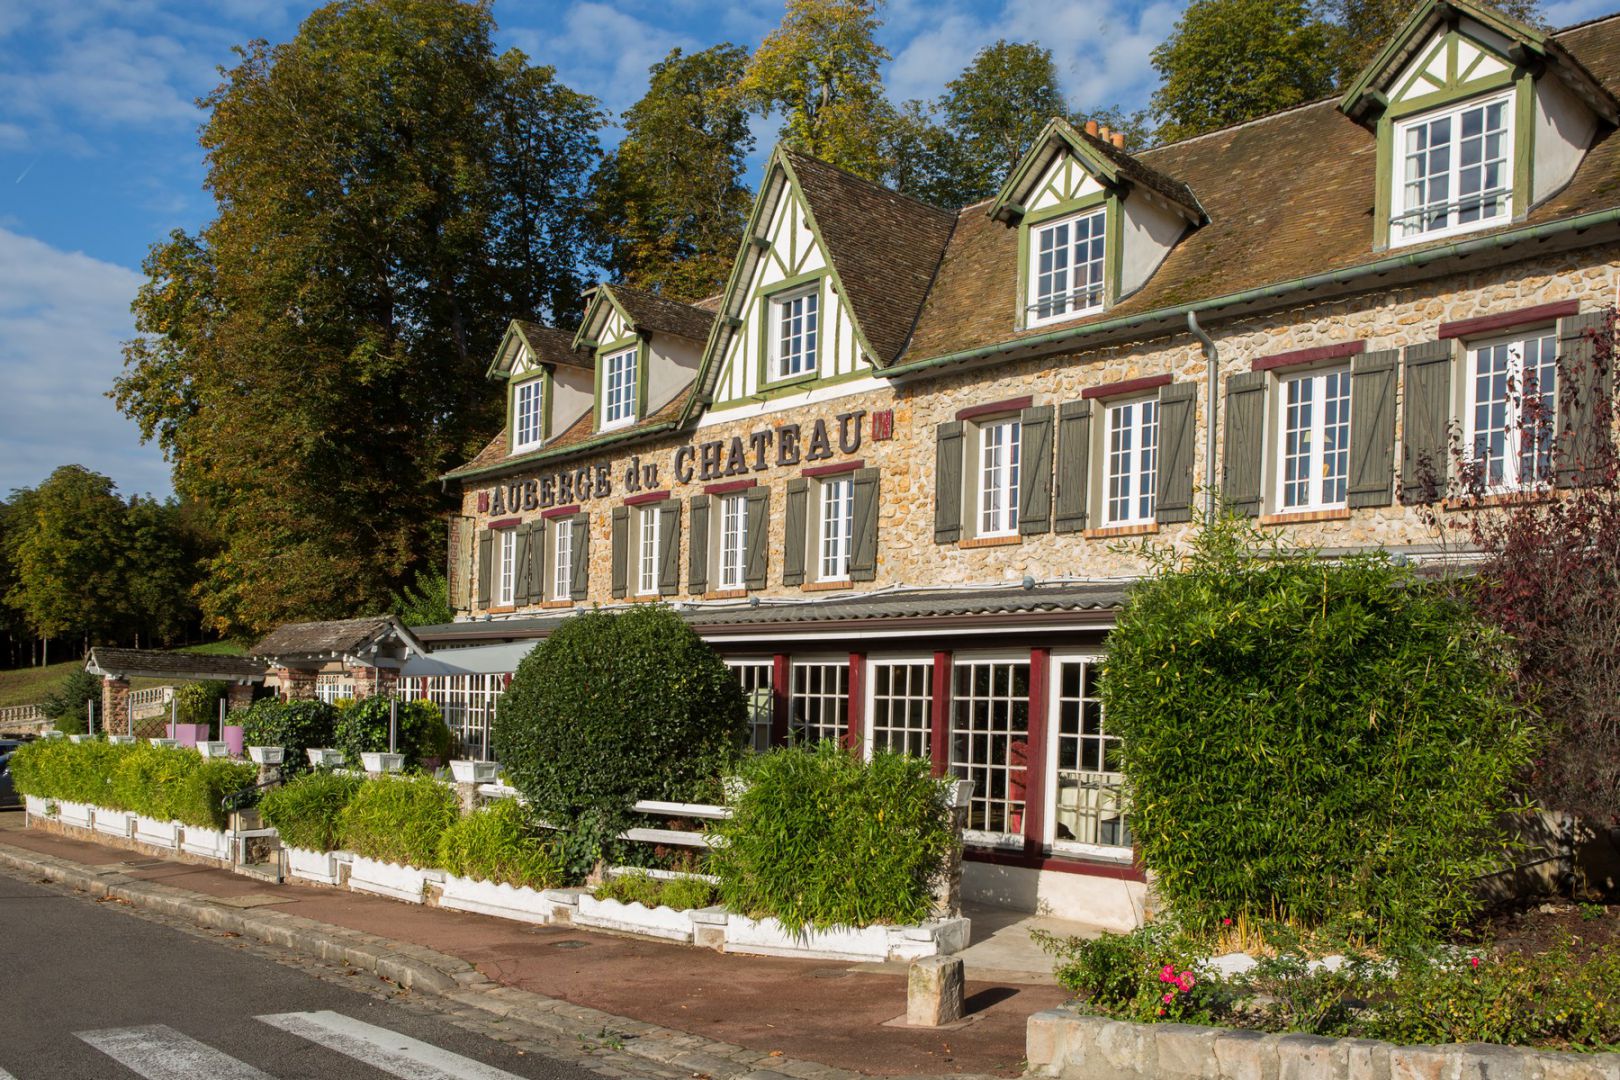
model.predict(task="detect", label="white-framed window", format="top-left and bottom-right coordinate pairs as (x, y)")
top-left (867, 659), bottom-right (933, 759)
top-left (1392, 91), bottom-right (1512, 246)
top-left (1103, 397), bottom-right (1158, 526)
top-left (1277, 367), bottom-right (1352, 511)
top-left (602, 346), bottom-right (638, 428)
top-left (817, 476), bottom-right (854, 582)
top-left (770, 286), bottom-right (819, 381)
top-left (790, 660), bottom-right (848, 744)
top-left (1048, 656), bottom-right (1131, 858)
top-left (1028, 207), bottom-right (1106, 327)
top-left (717, 494), bottom-right (748, 591)
top-left (727, 660), bottom-right (775, 754)
top-left (513, 379), bottom-right (543, 453)
top-left (978, 419), bottom-right (1021, 536)
top-left (551, 521), bottom-right (572, 601)
top-left (402, 674), bottom-right (504, 762)
top-left (950, 656), bottom-right (1031, 843)
top-left (1465, 330), bottom-right (1558, 491)
top-left (496, 528), bottom-right (517, 606)
top-left (636, 505), bottom-right (660, 595)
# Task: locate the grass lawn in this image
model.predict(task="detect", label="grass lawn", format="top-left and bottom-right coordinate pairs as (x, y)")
top-left (177, 641), bottom-right (247, 656)
top-left (0, 659), bottom-right (78, 709)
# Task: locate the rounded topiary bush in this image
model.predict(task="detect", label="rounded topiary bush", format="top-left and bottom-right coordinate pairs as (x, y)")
top-left (1103, 515), bottom-right (1534, 945)
top-left (493, 605), bottom-right (747, 874)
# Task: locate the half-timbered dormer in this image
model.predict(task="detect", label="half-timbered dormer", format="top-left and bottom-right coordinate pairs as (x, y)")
top-left (487, 320), bottom-right (593, 458)
top-left (573, 284), bottom-right (713, 433)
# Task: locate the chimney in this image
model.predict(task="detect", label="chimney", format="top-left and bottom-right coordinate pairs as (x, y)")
top-left (1084, 119), bottom-right (1099, 136)
top-left (1111, 131), bottom-right (1127, 150)
top-left (1099, 124), bottom-right (1112, 142)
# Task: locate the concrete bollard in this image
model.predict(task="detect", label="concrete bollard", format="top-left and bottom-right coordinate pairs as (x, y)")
top-left (907, 955), bottom-right (965, 1026)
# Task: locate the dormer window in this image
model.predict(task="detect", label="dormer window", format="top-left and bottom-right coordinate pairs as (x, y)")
top-left (1391, 92), bottom-right (1512, 246)
top-left (770, 285), bottom-right (819, 382)
top-left (1028, 207), bottom-right (1106, 327)
top-left (601, 346), bottom-right (638, 428)
top-left (512, 378), bottom-right (543, 454)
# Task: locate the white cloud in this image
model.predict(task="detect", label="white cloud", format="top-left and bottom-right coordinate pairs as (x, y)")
top-left (506, 3), bottom-right (700, 119)
top-left (0, 228), bottom-right (171, 498)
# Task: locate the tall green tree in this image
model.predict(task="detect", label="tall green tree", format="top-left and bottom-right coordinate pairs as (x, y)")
top-left (114, 0), bottom-right (603, 638)
top-left (737, 0), bottom-right (895, 180)
top-left (935, 40), bottom-right (1068, 200)
top-left (1324, 0), bottom-right (1542, 82)
top-left (3, 467), bottom-right (130, 650)
top-left (592, 45), bottom-right (755, 301)
top-left (1149, 0), bottom-right (1339, 143)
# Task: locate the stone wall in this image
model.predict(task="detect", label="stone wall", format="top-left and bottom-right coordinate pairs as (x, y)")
top-left (456, 244), bottom-right (1620, 616)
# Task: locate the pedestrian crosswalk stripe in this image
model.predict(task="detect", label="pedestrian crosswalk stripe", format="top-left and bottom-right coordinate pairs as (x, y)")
top-left (257, 1011), bottom-right (525, 1080)
top-left (76, 1024), bottom-right (274, 1080)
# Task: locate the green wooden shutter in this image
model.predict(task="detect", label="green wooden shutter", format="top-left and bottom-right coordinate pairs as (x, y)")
top-left (744, 487), bottom-right (770, 590)
top-left (688, 494), bottom-right (711, 595)
top-left (511, 524), bottom-right (530, 605)
top-left (658, 500), bottom-right (681, 596)
top-left (1222, 372), bottom-right (1267, 517)
top-left (784, 478), bottom-right (809, 586)
top-left (1018, 405), bottom-right (1054, 535)
top-left (475, 529), bottom-right (493, 607)
top-left (610, 506), bottom-right (629, 599)
top-left (1054, 400), bottom-right (1091, 533)
top-left (850, 468), bottom-right (880, 581)
top-left (527, 520), bottom-right (547, 604)
top-left (569, 515), bottom-right (589, 601)
top-left (1156, 382), bottom-right (1197, 524)
top-left (934, 421), bottom-right (964, 543)
top-left (1556, 311), bottom-right (1611, 487)
top-left (1401, 340), bottom-right (1454, 504)
top-left (1348, 349), bottom-right (1399, 508)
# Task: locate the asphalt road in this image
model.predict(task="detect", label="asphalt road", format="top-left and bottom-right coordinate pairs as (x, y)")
top-left (0, 868), bottom-right (605, 1080)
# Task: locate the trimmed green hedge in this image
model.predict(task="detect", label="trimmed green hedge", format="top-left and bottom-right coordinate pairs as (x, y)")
top-left (339, 774), bottom-right (458, 867)
top-left (1102, 516), bottom-right (1534, 944)
top-left (709, 742), bottom-right (955, 931)
top-left (436, 797), bottom-right (563, 890)
top-left (494, 605), bottom-right (747, 876)
top-left (235, 699), bottom-right (337, 777)
top-left (259, 771), bottom-right (365, 852)
top-left (11, 739), bottom-right (256, 830)
top-left (333, 697), bottom-right (451, 771)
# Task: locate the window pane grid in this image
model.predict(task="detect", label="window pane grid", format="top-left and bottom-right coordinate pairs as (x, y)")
top-left (727, 661), bottom-right (774, 754)
top-left (1397, 95), bottom-right (1510, 240)
top-left (790, 662), bottom-right (848, 745)
top-left (718, 494), bottom-right (747, 590)
top-left (604, 348), bottom-right (637, 425)
top-left (514, 381), bottom-right (542, 450)
top-left (1032, 210), bottom-right (1105, 321)
top-left (1280, 368), bottom-right (1351, 510)
top-left (637, 507), bottom-right (659, 595)
top-left (979, 420), bottom-right (1021, 535)
top-left (399, 674), bottom-right (504, 761)
top-left (1106, 400), bottom-right (1157, 525)
top-left (1468, 333), bottom-right (1557, 490)
top-left (869, 661), bottom-right (933, 758)
top-left (1053, 660), bottom-right (1130, 850)
top-left (819, 477), bottom-right (853, 581)
top-left (552, 524), bottom-right (571, 600)
top-left (775, 290), bottom-right (819, 379)
top-left (950, 660), bottom-right (1031, 837)
top-left (497, 529), bottom-right (517, 606)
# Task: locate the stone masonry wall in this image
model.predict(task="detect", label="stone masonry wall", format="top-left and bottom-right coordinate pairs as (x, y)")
top-left (458, 244), bottom-right (1620, 616)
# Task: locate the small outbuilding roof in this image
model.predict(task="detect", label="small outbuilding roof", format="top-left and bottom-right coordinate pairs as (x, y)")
top-left (251, 616), bottom-right (423, 665)
top-left (85, 647), bottom-right (267, 684)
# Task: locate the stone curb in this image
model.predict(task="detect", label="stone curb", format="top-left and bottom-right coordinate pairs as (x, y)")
top-left (1025, 1007), bottom-right (1620, 1080)
top-left (0, 842), bottom-right (928, 1080)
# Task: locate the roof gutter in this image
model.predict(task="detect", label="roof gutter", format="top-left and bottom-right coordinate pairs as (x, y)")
top-left (877, 207), bottom-right (1620, 380)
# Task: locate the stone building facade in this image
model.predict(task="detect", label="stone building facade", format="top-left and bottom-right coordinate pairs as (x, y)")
top-left (410, 1), bottom-right (1620, 925)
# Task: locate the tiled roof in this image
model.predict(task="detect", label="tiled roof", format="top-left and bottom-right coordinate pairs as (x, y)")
top-left (512, 320), bottom-right (591, 370)
top-left (85, 648), bottom-right (267, 682)
top-left (905, 14), bottom-right (1620, 363)
top-left (605, 284), bottom-right (716, 343)
top-left (252, 617), bottom-right (399, 660)
top-left (783, 149), bottom-right (958, 364)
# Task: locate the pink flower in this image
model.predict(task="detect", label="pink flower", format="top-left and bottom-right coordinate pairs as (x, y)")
top-left (1469, 957), bottom-right (1481, 969)
top-left (1222, 918), bottom-right (1233, 926)
top-left (1162, 992), bottom-right (1175, 1004)
top-left (1160, 964), bottom-right (1175, 982)
top-left (1179, 973), bottom-right (1196, 991)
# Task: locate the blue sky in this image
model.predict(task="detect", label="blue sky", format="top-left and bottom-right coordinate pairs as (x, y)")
top-left (0, 0), bottom-right (1610, 500)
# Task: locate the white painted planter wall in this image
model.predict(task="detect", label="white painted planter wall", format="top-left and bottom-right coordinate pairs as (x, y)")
top-left (92, 810), bottom-right (133, 839)
top-left (133, 816), bottom-right (180, 850)
top-left (575, 894), bottom-right (695, 942)
top-left (284, 846), bottom-right (341, 886)
top-left (723, 914), bottom-right (971, 962)
top-left (180, 826), bottom-right (232, 861)
top-left (438, 875), bottom-right (553, 924)
top-left (347, 855), bottom-right (437, 904)
top-left (23, 794), bottom-right (50, 819)
top-left (56, 801), bottom-right (93, 829)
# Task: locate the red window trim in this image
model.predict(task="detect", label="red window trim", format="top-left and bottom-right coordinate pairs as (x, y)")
top-left (541, 504), bottom-right (581, 520)
top-left (956, 395), bottom-right (1033, 422)
top-left (623, 489), bottom-right (670, 507)
top-left (1081, 374), bottom-right (1172, 401)
top-left (1439, 300), bottom-right (1579, 340)
top-left (704, 478), bottom-right (758, 496)
top-left (1251, 340), bottom-right (1365, 372)
top-left (965, 847), bottom-right (1146, 882)
top-left (802, 459), bottom-right (865, 479)
top-left (487, 517), bottom-right (521, 529)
